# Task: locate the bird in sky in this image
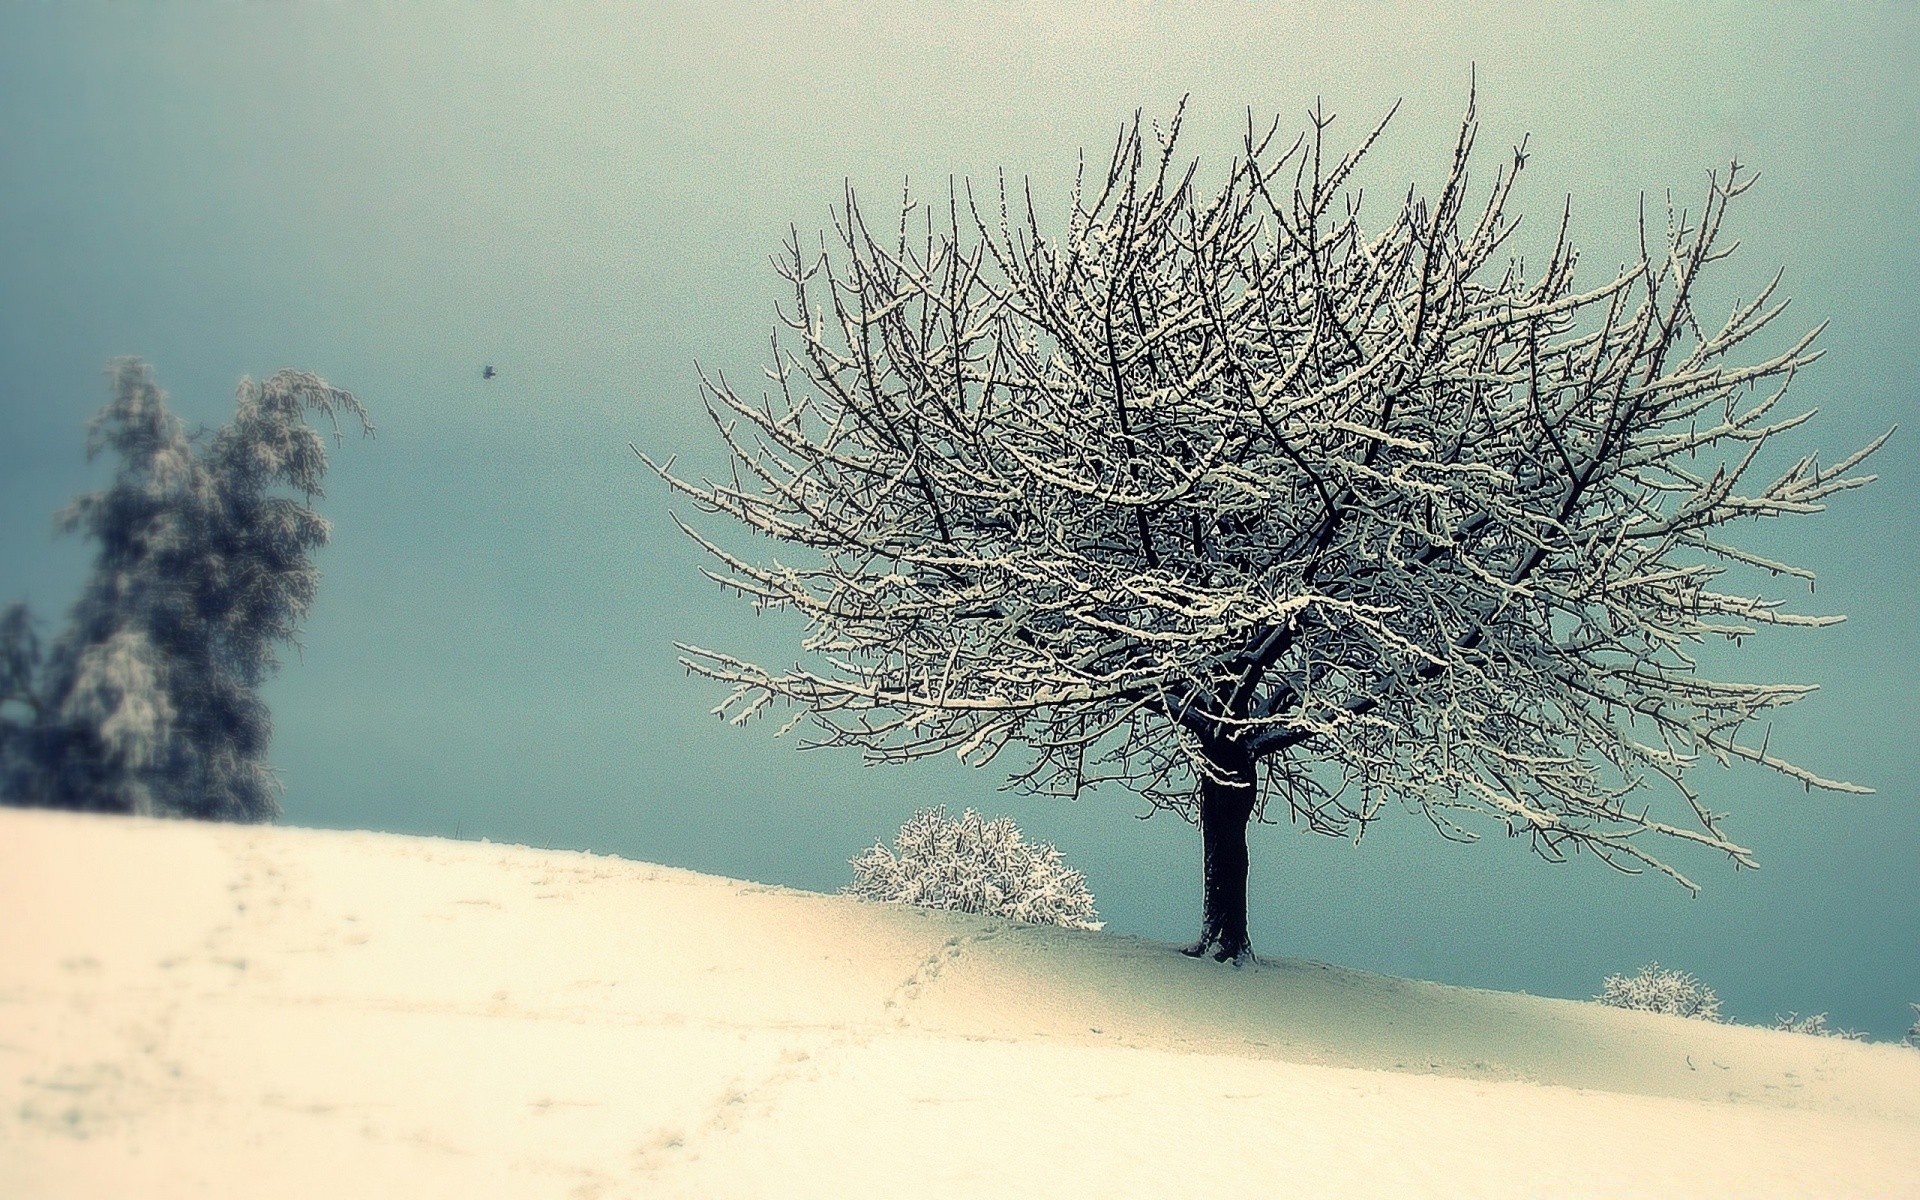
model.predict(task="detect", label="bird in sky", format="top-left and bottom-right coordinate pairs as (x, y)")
top-left (482, 365), bottom-right (497, 380)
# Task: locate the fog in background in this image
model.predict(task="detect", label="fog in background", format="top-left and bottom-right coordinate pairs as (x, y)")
top-left (3, 2), bottom-right (1915, 1036)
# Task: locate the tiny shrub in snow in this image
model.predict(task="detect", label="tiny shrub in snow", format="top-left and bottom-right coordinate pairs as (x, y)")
top-left (1596, 963), bottom-right (1722, 1021)
top-left (1771, 1012), bottom-right (1864, 1040)
top-left (846, 806), bottom-right (1102, 931)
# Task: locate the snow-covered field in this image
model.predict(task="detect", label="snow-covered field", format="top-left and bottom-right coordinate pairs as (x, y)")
top-left (3, 807), bottom-right (1916, 1199)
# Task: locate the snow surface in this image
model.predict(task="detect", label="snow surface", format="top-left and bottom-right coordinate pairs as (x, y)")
top-left (3, 807), bottom-right (1917, 1198)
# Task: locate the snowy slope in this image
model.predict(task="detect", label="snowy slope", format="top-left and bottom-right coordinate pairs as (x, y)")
top-left (3, 807), bottom-right (1916, 1199)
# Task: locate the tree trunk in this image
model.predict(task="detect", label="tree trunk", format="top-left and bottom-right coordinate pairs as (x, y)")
top-left (1182, 741), bottom-right (1258, 963)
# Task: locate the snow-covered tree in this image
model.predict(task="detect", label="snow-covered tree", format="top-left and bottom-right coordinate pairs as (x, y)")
top-left (652, 94), bottom-right (1883, 961)
top-left (0, 359), bottom-right (371, 820)
top-left (846, 805), bottom-right (1102, 930)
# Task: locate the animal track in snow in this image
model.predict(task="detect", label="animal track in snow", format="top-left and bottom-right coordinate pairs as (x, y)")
top-left (634, 921), bottom-right (1006, 1186)
top-left (884, 924), bottom-right (1005, 1020)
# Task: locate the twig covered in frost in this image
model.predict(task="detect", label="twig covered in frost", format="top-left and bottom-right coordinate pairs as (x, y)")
top-left (1771, 1012), bottom-right (1864, 1040)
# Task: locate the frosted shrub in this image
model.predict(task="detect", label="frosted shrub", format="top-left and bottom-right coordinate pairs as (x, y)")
top-left (1771, 1012), bottom-right (1864, 1040)
top-left (846, 806), bottom-right (1102, 931)
top-left (1596, 963), bottom-right (1723, 1021)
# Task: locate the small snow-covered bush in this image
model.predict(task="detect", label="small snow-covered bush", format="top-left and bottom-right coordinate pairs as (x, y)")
top-left (1772, 1012), bottom-right (1865, 1040)
top-left (1596, 963), bottom-right (1723, 1021)
top-left (846, 806), bottom-right (1102, 931)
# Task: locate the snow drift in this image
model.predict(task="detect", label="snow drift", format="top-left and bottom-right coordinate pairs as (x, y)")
top-left (2, 807), bottom-right (1916, 1198)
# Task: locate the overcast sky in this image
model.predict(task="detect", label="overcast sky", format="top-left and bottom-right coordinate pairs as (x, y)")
top-left (3, 2), bottom-right (1915, 1037)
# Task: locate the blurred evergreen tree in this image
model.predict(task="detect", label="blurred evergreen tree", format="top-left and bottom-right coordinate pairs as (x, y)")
top-left (0, 359), bottom-right (371, 820)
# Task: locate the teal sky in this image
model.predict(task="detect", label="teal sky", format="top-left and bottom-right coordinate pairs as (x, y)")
top-left (3, 2), bottom-right (1915, 1037)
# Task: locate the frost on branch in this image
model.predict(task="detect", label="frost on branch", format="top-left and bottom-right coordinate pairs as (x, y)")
top-left (846, 806), bottom-right (1102, 930)
top-left (1596, 962), bottom-right (1723, 1021)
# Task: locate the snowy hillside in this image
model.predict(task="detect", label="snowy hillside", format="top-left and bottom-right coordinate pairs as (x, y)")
top-left (3, 807), bottom-right (1916, 1198)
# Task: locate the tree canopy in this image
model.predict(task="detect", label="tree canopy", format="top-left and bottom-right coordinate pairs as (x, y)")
top-left (654, 95), bottom-right (1883, 959)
